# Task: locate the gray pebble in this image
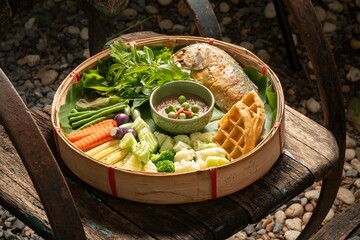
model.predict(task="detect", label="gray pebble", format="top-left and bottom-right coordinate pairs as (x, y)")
top-left (255, 221), bottom-right (263, 231)
top-left (323, 21), bottom-right (337, 32)
top-left (240, 41), bottom-right (255, 51)
top-left (122, 8), bottom-right (138, 20)
top-left (346, 67), bottom-right (360, 82)
top-left (328, 1), bottom-right (344, 13)
top-left (3, 229), bottom-right (15, 239)
top-left (34, 88), bottom-right (44, 98)
top-left (272, 223), bottom-right (283, 233)
top-left (5, 216), bottom-right (16, 223)
top-left (4, 221), bottom-right (11, 228)
top-left (36, 39), bottom-right (48, 54)
top-left (244, 224), bottom-right (255, 235)
top-left (345, 149), bottom-right (356, 161)
top-left (256, 228), bottom-right (266, 235)
top-left (346, 169), bottom-right (359, 178)
top-left (219, 2), bottom-right (230, 13)
top-left (1, 41), bottom-right (13, 52)
top-left (285, 218), bottom-right (302, 231)
top-left (23, 80), bottom-right (35, 90)
top-left (11, 219), bottom-right (25, 234)
top-left (256, 49), bottom-right (271, 63)
top-left (172, 24), bottom-right (187, 34)
top-left (284, 230), bottom-right (301, 240)
top-left (315, 6), bottom-right (327, 22)
top-left (306, 98), bottom-right (321, 113)
top-left (24, 54), bottom-right (41, 67)
top-left (351, 159), bottom-right (360, 173)
top-left (40, 69), bottom-right (59, 86)
top-left (145, 5), bottom-right (159, 15)
top-left (346, 136), bottom-right (357, 148)
top-left (354, 179), bottom-right (360, 189)
top-left (80, 28), bottom-right (88, 40)
top-left (264, 2), bottom-right (276, 19)
top-left (159, 19), bottom-right (174, 30)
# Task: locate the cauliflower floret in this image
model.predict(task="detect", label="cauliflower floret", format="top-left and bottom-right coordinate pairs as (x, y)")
top-left (174, 159), bottom-right (201, 173)
top-left (173, 148), bottom-right (195, 162)
top-left (196, 159), bottom-right (206, 170)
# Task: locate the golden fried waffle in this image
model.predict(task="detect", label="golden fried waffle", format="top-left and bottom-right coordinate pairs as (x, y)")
top-left (239, 90), bottom-right (265, 139)
top-left (213, 91), bottom-right (265, 160)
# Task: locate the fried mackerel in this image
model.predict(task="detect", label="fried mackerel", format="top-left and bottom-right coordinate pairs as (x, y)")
top-left (172, 43), bottom-right (258, 112)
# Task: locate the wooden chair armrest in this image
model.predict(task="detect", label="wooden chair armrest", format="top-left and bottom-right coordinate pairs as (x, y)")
top-left (283, 1), bottom-right (346, 239)
top-left (0, 69), bottom-right (86, 240)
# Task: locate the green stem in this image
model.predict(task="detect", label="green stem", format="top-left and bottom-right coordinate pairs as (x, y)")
top-left (78, 114), bottom-right (116, 130)
top-left (69, 101), bottom-right (129, 123)
top-left (71, 103), bottom-right (127, 129)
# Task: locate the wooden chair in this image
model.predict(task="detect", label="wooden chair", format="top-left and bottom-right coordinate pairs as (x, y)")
top-left (0, 0), bottom-right (346, 239)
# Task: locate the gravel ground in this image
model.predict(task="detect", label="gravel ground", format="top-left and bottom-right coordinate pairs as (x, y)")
top-left (0, 0), bottom-right (359, 239)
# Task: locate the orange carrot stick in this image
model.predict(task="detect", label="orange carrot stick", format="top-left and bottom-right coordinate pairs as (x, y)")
top-left (67, 119), bottom-right (117, 142)
top-left (73, 128), bottom-right (114, 151)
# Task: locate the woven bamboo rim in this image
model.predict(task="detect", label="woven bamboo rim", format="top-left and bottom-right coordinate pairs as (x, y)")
top-left (51, 36), bottom-right (285, 204)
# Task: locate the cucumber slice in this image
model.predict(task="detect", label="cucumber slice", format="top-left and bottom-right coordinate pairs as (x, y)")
top-left (119, 132), bottom-right (137, 150)
top-left (154, 131), bottom-right (169, 146)
top-left (132, 117), bottom-right (150, 133)
top-left (131, 141), bottom-right (150, 163)
top-left (205, 156), bottom-right (229, 168)
top-left (159, 137), bottom-right (175, 152)
top-left (140, 132), bottom-right (159, 153)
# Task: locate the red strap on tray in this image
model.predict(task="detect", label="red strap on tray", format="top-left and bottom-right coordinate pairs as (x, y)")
top-left (71, 70), bottom-right (80, 82)
top-left (274, 121), bottom-right (283, 154)
top-left (108, 166), bottom-right (118, 197)
top-left (207, 38), bottom-right (215, 45)
top-left (209, 167), bottom-right (217, 199)
top-left (261, 64), bottom-right (269, 75)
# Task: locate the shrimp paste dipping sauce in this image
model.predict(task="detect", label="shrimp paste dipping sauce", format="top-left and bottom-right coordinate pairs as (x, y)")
top-left (149, 80), bottom-right (215, 134)
top-left (155, 93), bottom-right (209, 120)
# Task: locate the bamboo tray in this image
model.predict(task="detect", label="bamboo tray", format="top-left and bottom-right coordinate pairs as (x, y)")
top-left (51, 36), bottom-right (285, 204)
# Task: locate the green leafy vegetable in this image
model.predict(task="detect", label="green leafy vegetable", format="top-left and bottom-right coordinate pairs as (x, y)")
top-left (59, 81), bottom-right (83, 132)
top-left (79, 40), bottom-right (192, 109)
top-left (243, 67), bottom-right (278, 133)
top-left (75, 95), bottom-right (123, 111)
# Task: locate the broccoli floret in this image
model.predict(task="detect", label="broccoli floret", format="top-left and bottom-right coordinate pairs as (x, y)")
top-left (155, 160), bottom-right (175, 173)
top-left (150, 150), bottom-right (175, 164)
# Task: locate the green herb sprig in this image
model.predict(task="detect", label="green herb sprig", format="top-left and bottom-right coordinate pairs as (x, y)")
top-left (80, 41), bottom-right (192, 108)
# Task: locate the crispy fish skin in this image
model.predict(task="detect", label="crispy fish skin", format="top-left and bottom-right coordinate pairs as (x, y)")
top-left (172, 43), bottom-right (258, 112)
